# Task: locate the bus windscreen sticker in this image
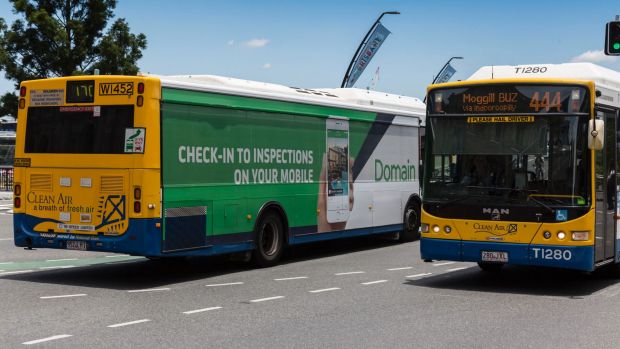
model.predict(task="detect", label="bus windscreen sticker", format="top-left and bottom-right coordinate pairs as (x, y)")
top-left (124, 128), bottom-right (145, 153)
top-left (30, 89), bottom-right (64, 106)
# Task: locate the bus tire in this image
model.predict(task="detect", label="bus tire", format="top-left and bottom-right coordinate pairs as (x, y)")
top-left (400, 200), bottom-right (421, 242)
top-left (252, 210), bottom-right (285, 268)
top-left (477, 262), bottom-right (504, 272)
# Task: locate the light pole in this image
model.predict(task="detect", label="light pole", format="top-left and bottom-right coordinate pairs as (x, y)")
top-left (341, 11), bottom-right (400, 88)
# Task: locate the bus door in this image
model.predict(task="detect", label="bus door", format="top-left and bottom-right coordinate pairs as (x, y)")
top-left (594, 109), bottom-right (617, 262)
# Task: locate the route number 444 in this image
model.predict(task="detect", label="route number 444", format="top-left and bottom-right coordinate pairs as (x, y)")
top-left (531, 248), bottom-right (572, 261)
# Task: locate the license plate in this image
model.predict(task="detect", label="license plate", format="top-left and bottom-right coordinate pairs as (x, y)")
top-left (66, 240), bottom-right (88, 251)
top-left (481, 251), bottom-right (508, 262)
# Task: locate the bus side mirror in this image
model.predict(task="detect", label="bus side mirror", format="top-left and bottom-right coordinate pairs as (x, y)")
top-left (588, 119), bottom-right (605, 150)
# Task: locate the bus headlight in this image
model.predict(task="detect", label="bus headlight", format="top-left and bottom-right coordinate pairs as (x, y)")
top-left (557, 231), bottom-right (566, 240)
top-left (571, 231), bottom-right (589, 241)
top-left (421, 223), bottom-right (429, 233)
top-left (543, 231), bottom-right (552, 239)
top-left (432, 225), bottom-right (440, 233)
top-left (444, 226), bottom-right (452, 233)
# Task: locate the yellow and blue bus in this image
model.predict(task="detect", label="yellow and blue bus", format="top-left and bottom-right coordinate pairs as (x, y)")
top-left (14, 74), bottom-right (425, 266)
top-left (421, 63), bottom-right (620, 272)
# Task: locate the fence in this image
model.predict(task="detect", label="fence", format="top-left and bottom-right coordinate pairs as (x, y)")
top-left (0, 167), bottom-right (13, 192)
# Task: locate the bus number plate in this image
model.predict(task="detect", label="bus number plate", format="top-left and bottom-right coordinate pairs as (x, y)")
top-left (66, 240), bottom-right (88, 251)
top-left (481, 251), bottom-right (508, 262)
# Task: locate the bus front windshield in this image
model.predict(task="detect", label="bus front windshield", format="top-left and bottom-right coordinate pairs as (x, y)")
top-left (424, 115), bottom-right (590, 207)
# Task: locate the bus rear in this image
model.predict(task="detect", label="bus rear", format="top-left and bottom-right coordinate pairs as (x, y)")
top-left (13, 76), bottom-right (162, 255)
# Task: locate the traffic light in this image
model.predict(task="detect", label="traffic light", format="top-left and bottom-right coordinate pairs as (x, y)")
top-left (605, 21), bottom-right (620, 55)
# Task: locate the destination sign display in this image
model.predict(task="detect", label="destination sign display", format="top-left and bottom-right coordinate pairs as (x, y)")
top-left (428, 84), bottom-right (589, 115)
top-left (66, 80), bottom-right (95, 103)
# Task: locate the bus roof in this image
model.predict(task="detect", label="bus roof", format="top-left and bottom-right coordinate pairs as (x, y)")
top-left (468, 62), bottom-right (620, 108)
top-left (156, 74), bottom-right (426, 120)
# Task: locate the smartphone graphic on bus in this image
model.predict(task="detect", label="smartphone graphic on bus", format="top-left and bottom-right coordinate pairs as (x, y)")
top-left (326, 118), bottom-right (350, 223)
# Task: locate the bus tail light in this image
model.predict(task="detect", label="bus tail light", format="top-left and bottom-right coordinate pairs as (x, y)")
top-left (137, 95), bottom-right (144, 107)
top-left (572, 231), bottom-right (589, 241)
top-left (19, 98), bottom-right (25, 109)
top-left (138, 83), bottom-right (144, 94)
top-left (134, 201), bottom-right (141, 213)
top-left (20, 86), bottom-right (26, 97)
top-left (134, 186), bottom-right (141, 213)
top-left (14, 183), bottom-right (21, 209)
top-left (14, 184), bottom-right (21, 196)
top-left (14, 196), bottom-right (21, 208)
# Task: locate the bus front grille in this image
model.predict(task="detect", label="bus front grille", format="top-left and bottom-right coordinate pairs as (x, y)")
top-left (30, 174), bottom-right (52, 191)
top-left (100, 176), bottom-right (124, 193)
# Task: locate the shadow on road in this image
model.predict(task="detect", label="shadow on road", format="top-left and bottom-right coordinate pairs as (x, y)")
top-left (2, 235), bottom-right (404, 290)
top-left (405, 265), bottom-right (619, 298)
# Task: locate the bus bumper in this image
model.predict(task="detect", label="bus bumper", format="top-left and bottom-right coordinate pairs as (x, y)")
top-left (420, 237), bottom-right (595, 272)
top-left (13, 213), bottom-right (163, 256)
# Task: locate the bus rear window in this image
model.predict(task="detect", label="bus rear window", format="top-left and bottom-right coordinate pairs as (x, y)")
top-left (25, 105), bottom-right (134, 154)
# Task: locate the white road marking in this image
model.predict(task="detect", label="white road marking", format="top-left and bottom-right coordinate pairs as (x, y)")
top-left (406, 273), bottom-right (432, 278)
top-left (446, 267), bottom-right (468, 272)
top-left (127, 288), bottom-right (170, 293)
top-left (0, 270), bottom-right (3, 272)
top-left (40, 294), bottom-right (87, 299)
top-left (105, 254), bottom-right (130, 258)
top-left (107, 319), bottom-right (151, 328)
top-left (206, 282), bottom-right (244, 287)
top-left (274, 276), bottom-right (308, 281)
top-left (0, 238), bottom-right (12, 241)
top-left (0, 261), bottom-right (14, 265)
top-left (182, 306), bottom-right (222, 315)
top-left (23, 334), bottom-right (73, 345)
top-left (309, 287), bottom-right (341, 293)
top-left (45, 258), bottom-right (78, 262)
top-left (433, 262), bottom-right (455, 266)
top-left (0, 270), bottom-right (34, 276)
top-left (387, 267), bottom-right (413, 271)
top-left (249, 296), bottom-right (284, 303)
top-left (335, 271), bottom-right (365, 275)
top-left (361, 280), bottom-right (388, 285)
top-left (39, 265), bottom-right (76, 270)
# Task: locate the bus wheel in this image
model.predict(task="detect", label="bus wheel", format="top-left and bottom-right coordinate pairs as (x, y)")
top-left (252, 211), bottom-right (284, 267)
top-left (400, 202), bottom-right (421, 242)
top-left (477, 262), bottom-right (504, 272)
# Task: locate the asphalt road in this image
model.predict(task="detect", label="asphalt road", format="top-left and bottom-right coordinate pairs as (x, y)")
top-left (2, 213), bottom-right (620, 348)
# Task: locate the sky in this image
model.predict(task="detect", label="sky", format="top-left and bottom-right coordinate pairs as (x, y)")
top-left (1, 0), bottom-right (620, 99)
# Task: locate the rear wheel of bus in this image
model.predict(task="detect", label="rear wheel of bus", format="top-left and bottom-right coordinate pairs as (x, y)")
top-left (400, 200), bottom-right (421, 242)
top-left (252, 210), bottom-right (285, 267)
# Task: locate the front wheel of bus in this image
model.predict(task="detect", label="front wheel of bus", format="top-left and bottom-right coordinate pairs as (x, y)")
top-left (400, 202), bottom-right (421, 242)
top-left (252, 211), bottom-right (284, 268)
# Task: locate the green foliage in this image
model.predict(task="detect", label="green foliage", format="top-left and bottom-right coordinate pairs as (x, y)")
top-left (0, 0), bottom-right (147, 116)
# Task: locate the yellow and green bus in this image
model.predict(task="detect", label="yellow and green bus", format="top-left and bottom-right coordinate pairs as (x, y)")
top-left (14, 74), bottom-right (424, 266)
top-left (421, 62), bottom-right (620, 272)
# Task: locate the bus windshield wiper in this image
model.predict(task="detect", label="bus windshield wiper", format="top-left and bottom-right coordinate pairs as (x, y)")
top-left (432, 194), bottom-right (487, 209)
top-left (526, 195), bottom-right (554, 214)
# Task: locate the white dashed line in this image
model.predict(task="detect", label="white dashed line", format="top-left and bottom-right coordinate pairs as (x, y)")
top-left (23, 334), bottom-right (73, 345)
top-left (40, 294), bottom-right (87, 299)
top-left (0, 238), bottom-right (12, 241)
top-left (249, 296), bottom-right (284, 303)
top-left (406, 273), bottom-right (432, 278)
top-left (206, 282), bottom-right (244, 287)
top-left (45, 258), bottom-right (78, 262)
top-left (0, 270), bottom-right (34, 276)
top-left (105, 254), bottom-right (130, 258)
top-left (182, 306), bottom-right (222, 315)
top-left (107, 319), bottom-right (151, 328)
top-left (0, 261), bottom-right (14, 265)
top-left (274, 276), bottom-right (308, 281)
top-left (446, 267), bottom-right (468, 272)
top-left (0, 270), bottom-right (4, 272)
top-left (387, 267), bottom-right (413, 271)
top-left (39, 265), bottom-right (76, 270)
top-left (361, 280), bottom-right (388, 285)
top-left (127, 288), bottom-right (170, 293)
top-left (309, 287), bottom-right (341, 293)
top-left (335, 271), bottom-right (365, 276)
top-left (433, 262), bottom-right (455, 267)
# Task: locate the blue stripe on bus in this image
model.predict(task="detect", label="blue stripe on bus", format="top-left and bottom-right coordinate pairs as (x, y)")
top-left (420, 237), bottom-right (595, 272)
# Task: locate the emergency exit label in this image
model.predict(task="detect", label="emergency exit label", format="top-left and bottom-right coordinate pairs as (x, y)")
top-left (124, 128), bottom-right (145, 153)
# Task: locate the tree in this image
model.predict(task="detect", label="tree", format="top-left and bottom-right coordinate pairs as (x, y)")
top-left (0, 0), bottom-right (147, 117)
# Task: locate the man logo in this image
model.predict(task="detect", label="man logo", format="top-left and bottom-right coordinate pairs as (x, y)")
top-left (483, 208), bottom-right (509, 221)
